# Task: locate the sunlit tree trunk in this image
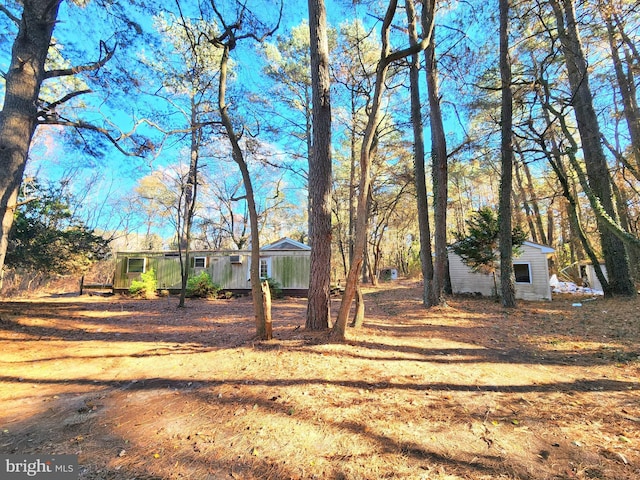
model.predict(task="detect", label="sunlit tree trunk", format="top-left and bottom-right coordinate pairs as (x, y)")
top-left (425, 28), bottom-right (448, 307)
top-left (332, 0), bottom-right (436, 341)
top-left (0, 0), bottom-right (62, 285)
top-left (513, 158), bottom-right (538, 243)
top-left (522, 155), bottom-right (548, 245)
top-left (514, 140), bottom-right (548, 245)
top-left (218, 43), bottom-right (270, 339)
top-left (178, 99), bottom-right (201, 307)
top-left (332, 1), bottom-right (401, 340)
top-left (306, 0), bottom-right (332, 330)
top-left (349, 91), bottom-right (358, 273)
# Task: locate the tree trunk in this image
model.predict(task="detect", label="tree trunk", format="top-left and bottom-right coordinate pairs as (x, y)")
top-left (610, 176), bottom-right (640, 282)
top-left (406, 0), bottom-right (434, 307)
top-left (514, 140), bottom-right (548, 245)
top-left (349, 91), bottom-right (358, 271)
top-left (499, 0), bottom-right (516, 308)
top-left (331, 0), bottom-right (436, 340)
top-left (522, 154), bottom-right (548, 245)
top-left (332, 1), bottom-right (399, 340)
top-left (306, 0), bottom-right (333, 330)
top-left (550, 0), bottom-right (635, 296)
top-left (602, 8), bottom-right (640, 179)
top-left (261, 280), bottom-right (273, 340)
top-left (178, 99), bottom-right (201, 308)
top-left (426, 28), bottom-right (449, 307)
top-left (351, 284), bottom-right (364, 328)
top-left (218, 43), bottom-right (269, 339)
top-left (0, 0), bottom-right (62, 281)
top-left (513, 159), bottom-right (538, 243)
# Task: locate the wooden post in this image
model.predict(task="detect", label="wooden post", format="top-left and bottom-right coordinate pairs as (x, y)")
top-left (261, 280), bottom-right (272, 340)
top-left (79, 275), bottom-right (85, 295)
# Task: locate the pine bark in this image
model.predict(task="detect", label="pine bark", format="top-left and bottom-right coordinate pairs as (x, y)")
top-left (306, 0), bottom-right (333, 330)
top-left (499, 0), bottom-right (516, 307)
top-left (426, 31), bottom-right (449, 307)
top-left (178, 99), bottom-right (201, 307)
top-left (406, 0), bottom-right (434, 307)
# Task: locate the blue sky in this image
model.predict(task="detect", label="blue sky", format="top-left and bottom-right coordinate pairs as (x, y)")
top-left (8, 1), bottom-right (322, 236)
top-left (2, 0), bottom-right (473, 244)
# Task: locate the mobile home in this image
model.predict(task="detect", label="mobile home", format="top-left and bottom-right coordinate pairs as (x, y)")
top-left (114, 237), bottom-right (311, 295)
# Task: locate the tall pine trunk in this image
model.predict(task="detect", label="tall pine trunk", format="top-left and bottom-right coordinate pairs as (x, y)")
top-left (425, 30), bottom-right (449, 307)
top-left (499, 0), bottom-right (516, 307)
top-left (332, 0), bottom-right (436, 340)
top-left (306, 0), bottom-right (333, 330)
top-left (406, 0), bottom-right (434, 306)
top-left (178, 99), bottom-right (201, 307)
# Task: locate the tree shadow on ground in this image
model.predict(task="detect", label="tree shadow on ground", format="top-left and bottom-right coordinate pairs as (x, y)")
top-left (1, 288), bottom-right (639, 479)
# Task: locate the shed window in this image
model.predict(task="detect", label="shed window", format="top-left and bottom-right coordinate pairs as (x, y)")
top-left (192, 256), bottom-right (207, 268)
top-left (127, 258), bottom-right (146, 273)
top-left (513, 263), bottom-right (532, 283)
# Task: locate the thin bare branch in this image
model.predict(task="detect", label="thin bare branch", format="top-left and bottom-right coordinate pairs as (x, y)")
top-left (41, 89), bottom-right (92, 112)
top-left (43, 41), bottom-right (116, 79)
top-left (0, 5), bottom-right (20, 25)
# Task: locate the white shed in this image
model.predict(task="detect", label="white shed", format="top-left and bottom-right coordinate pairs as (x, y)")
top-left (448, 241), bottom-right (555, 301)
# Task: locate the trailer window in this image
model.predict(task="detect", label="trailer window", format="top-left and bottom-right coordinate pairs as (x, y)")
top-left (127, 258), bottom-right (146, 273)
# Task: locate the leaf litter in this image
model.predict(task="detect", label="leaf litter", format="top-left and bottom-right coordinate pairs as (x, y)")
top-left (0, 282), bottom-right (638, 479)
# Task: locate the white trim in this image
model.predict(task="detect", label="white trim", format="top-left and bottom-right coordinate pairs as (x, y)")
top-left (193, 256), bottom-right (207, 268)
top-left (262, 237), bottom-right (311, 251)
top-left (259, 257), bottom-right (272, 279)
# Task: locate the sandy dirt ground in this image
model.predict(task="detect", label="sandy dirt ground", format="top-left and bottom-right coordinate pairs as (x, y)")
top-left (0, 281), bottom-right (639, 479)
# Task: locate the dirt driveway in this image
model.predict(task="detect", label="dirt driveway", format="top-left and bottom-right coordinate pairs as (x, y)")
top-left (1, 283), bottom-right (639, 479)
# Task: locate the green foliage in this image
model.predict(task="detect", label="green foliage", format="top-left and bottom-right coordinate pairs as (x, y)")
top-left (264, 277), bottom-right (282, 298)
top-left (186, 271), bottom-right (220, 298)
top-left (6, 180), bottom-right (110, 276)
top-left (129, 268), bottom-right (158, 299)
top-left (452, 207), bottom-right (526, 275)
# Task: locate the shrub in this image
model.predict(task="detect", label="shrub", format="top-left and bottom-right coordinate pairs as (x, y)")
top-left (380, 269), bottom-right (393, 282)
top-left (264, 277), bottom-right (282, 298)
top-left (129, 268), bottom-right (157, 299)
top-left (186, 271), bottom-right (220, 298)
